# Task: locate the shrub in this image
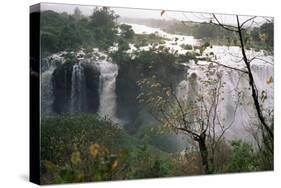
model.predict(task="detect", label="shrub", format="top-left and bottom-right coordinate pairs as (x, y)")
top-left (227, 140), bottom-right (257, 172)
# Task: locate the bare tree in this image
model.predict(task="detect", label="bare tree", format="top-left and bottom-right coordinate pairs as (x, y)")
top-left (209, 14), bottom-right (274, 150)
top-left (137, 64), bottom-right (240, 173)
top-left (178, 11), bottom-right (274, 152)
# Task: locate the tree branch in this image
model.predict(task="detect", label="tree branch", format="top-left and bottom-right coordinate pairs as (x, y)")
top-left (197, 57), bottom-right (248, 73)
top-left (212, 14), bottom-right (239, 33)
top-left (240, 16), bottom-right (257, 28)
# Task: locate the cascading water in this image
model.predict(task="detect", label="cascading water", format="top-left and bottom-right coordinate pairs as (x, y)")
top-left (41, 66), bottom-right (55, 116)
top-left (70, 62), bottom-right (86, 113)
top-left (96, 60), bottom-right (119, 122)
top-left (176, 46), bottom-right (274, 141)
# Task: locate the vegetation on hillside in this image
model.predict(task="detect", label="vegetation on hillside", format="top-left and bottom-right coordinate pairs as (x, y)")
top-left (41, 7), bottom-right (119, 56)
top-left (41, 114), bottom-right (178, 184)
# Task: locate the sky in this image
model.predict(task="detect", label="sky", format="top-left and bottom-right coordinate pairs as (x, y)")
top-left (40, 2), bottom-right (272, 27)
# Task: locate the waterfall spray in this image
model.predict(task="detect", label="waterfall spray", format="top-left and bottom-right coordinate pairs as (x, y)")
top-left (41, 66), bottom-right (55, 116)
top-left (96, 60), bottom-right (119, 122)
top-left (70, 62), bottom-right (86, 113)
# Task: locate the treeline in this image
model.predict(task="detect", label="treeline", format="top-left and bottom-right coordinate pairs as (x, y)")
top-left (169, 21), bottom-right (273, 50)
top-left (250, 22), bottom-right (273, 50)
top-left (40, 7), bottom-right (120, 57)
top-left (121, 17), bottom-right (273, 50)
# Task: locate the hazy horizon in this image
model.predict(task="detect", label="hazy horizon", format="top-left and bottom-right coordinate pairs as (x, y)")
top-left (39, 2), bottom-right (271, 27)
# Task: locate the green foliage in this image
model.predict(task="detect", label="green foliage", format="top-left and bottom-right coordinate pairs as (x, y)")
top-left (42, 143), bottom-right (127, 184)
top-left (40, 7), bottom-right (120, 57)
top-left (252, 22), bottom-right (273, 49)
top-left (119, 24), bottom-right (135, 39)
top-left (117, 38), bottom-right (130, 52)
top-left (124, 144), bottom-right (177, 179)
top-left (41, 114), bottom-right (127, 165)
top-left (58, 23), bottom-right (82, 50)
top-left (73, 7), bottom-right (82, 19)
top-left (203, 41), bottom-right (210, 48)
top-left (255, 141), bottom-right (273, 171)
top-left (89, 7), bottom-right (119, 49)
top-left (161, 19), bottom-right (273, 50)
top-left (180, 44), bottom-right (193, 50)
top-left (132, 34), bottom-right (166, 47)
top-left (135, 121), bottom-right (181, 152)
top-left (110, 49), bottom-right (131, 63)
top-left (112, 48), bottom-right (186, 134)
top-left (41, 114), bottom-right (130, 184)
top-left (132, 50), bottom-right (184, 82)
top-left (41, 114), bottom-right (179, 184)
top-left (228, 140), bottom-right (257, 172)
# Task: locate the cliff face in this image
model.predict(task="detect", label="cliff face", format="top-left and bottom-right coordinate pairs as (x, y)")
top-left (115, 51), bottom-right (186, 133)
top-left (52, 61), bottom-right (100, 114)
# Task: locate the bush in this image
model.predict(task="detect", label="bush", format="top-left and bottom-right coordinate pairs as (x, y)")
top-left (41, 114), bottom-right (126, 166)
top-left (227, 140), bottom-right (257, 172)
top-left (40, 114), bottom-right (178, 183)
top-left (42, 143), bottom-right (128, 184)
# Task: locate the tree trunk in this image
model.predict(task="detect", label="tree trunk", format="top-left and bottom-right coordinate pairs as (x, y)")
top-left (209, 149), bottom-right (215, 173)
top-left (236, 15), bottom-right (273, 141)
top-left (197, 134), bottom-right (210, 174)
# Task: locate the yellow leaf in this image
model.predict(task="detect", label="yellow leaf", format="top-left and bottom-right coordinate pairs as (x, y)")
top-left (259, 33), bottom-right (268, 42)
top-left (43, 160), bottom-right (57, 173)
top-left (112, 160), bottom-right (118, 170)
top-left (71, 151), bottom-right (81, 165)
top-left (266, 76), bottom-right (273, 84)
top-left (89, 144), bottom-right (100, 158)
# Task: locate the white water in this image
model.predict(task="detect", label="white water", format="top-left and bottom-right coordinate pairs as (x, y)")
top-left (126, 23), bottom-right (199, 55)
top-left (41, 66), bottom-right (56, 116)
top-left (41, 53), bottom-right (66, 116)
top-left (96, 60), bottom-right (119, 122)
top-left (127, 23), bottom-right (273, 141)
top-left (177, 46), bottom-right (273, 141)
top-left (70, 62), bottom-right (86, 113)
top-left (41, 49), bottom-right (121, 122)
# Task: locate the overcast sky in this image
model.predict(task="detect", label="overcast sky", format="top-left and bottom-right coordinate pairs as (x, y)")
top-left (40, 2), bottom-right (271, 26)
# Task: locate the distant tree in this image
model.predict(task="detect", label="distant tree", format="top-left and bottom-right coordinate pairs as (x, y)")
top-left (89, 7), bottom-right (119, 49)
top-left (73, 7), bottom-right (82, 19)
top-left (58, 23), bottom-right (82, 50)
top-left (260, 22), bottom-right (273, 48)
top-left (250, 27), bottom-right (260, 42)
top-left (40, 7), bottom-right (121, 54)
top-left (119, 24), bottom-right (135, 39)
top-left (117, 39), bottom-right (130, 51)
top-left (41, 32), bottom-right (59, 54)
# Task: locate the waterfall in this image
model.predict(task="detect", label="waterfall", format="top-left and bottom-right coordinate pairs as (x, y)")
top-left (41, 66), bottom-right (55, 116)
top-left (177, 50), bottom-right (273, 141)
top-left (96, 60), bottom-right (119, 122)
top-left (70, 62), bottom-right (86, 113)
top-left (251, 63), bottom-right (274, 109)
